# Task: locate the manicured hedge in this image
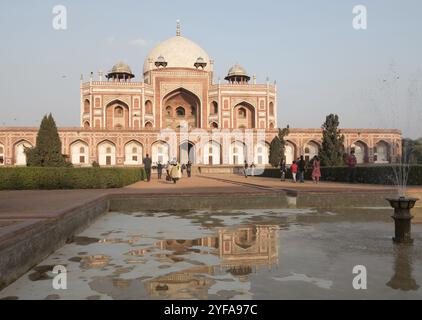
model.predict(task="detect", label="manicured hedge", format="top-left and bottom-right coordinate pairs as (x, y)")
top-left (0, 167), bottom-right (146, 190)
top-left (259, 165), bottom-right (422, 186)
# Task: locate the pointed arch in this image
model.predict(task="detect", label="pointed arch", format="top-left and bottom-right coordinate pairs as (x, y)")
top-left (230, 140), bottom-right (247, 165)
top-left (162, 87), bottom-right (201, 129)
top-left (70, 139), bottom-right (89, 166)
top-left (269, 101), bottom-right (274, 116)
top-left (105, 99), bottom-right (130, 129)
top-left (210, 101), bottom-right (218, 115)
top-left (145, 100), bottom-right (153, 115)
top-left (179, 140), bottom-right (197, 164)
top-left (97, 140), bottom-right (116, 166)
top-left (351, 140), bottom-right (369, 164)
top-left (285, 140), bottom-right (297, 165)
top-left (151, 140), bottom-right (170, 165)
top-left (84, 99), bottom-right (90, 114)
top-left (202, 140), bottom-right (222, 165)
top-left (254, 141), bottom-right (270, 165)
top-left (374, 139), bottom-right (391, 163)
top-left (14, 139), bottom-right (33, 166)
top-left (303, 140), bottom-right (320, 162)
top-left (233, 101), bottom-right (256, 129)
top-left (124, 140), bottom-right (143, 165)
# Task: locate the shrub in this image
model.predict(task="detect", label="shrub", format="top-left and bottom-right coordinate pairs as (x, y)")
top-left (26, 114), bottom-right (67, 167)
top-left (0, 167), bottom-right (146, 190)
top-left (259, 165), bottom-right (422, 186)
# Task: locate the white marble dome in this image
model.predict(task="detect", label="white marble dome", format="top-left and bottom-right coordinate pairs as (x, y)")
top-left (143, 35), bottom-right (210, 74)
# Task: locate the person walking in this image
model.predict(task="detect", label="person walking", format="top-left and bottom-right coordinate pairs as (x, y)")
top-left (186, 160), bottom-right (192, 178)
top-left (165, 162), bottom-right (171, 181)
top-left (297, 155), bottom-right (306, 183)
top-left (347, 150), bottom-right (357, 183)
top-left (244, 160), bottom-right (248, 178)
top-left (169, 161), bottom-right (182, 184)
top-left (157, 161), bottom-right (163, 180)
top-left (251, 162), bottom-right (256, 177)
top-left (181, 163), bottom-right (186, 176)
top-left (290, 160), bottom-right (298, 182)
top-left (279, 158), bottom-right (286, 181)
top-left (311, 155), bottom-right (321, 184)
top-left (143, 154), bottom-right (152, 182)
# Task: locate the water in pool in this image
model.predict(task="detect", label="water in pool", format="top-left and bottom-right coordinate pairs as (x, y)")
top-left (1, 208), bottom-right (422, 299)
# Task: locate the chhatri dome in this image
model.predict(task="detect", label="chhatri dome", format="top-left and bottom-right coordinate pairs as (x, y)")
top-left (225, 64), bottom-right (250, 83)
top-left (106, 61), bottom-right (134, 80)
top-left (143, 21), bottom-right (211, 74)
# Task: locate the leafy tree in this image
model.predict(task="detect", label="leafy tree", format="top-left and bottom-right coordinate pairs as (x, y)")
top-left (319, 114), bottom-right (345, 166)
top-left (269, 127), bottom-right (289, 167)
top-left (402, 138), bottom-right (422, 164)
top-left (26, 114), bottom-right (66, 167)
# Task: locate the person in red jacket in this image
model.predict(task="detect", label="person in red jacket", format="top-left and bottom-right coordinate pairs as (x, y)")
top-left (290, 160), bottom-right (298, 183)
top-left (347, 150), bottom-right (358, 183)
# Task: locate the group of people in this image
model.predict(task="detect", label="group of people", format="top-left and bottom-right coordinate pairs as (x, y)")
top-left (143, 149), bottom-right (359, 185)
top-left (279, 155), bottom-right (320, 184)
top-left (142, 154), bottom-right (192, 184)
top-left (279, 150), bottom-right (358, 184)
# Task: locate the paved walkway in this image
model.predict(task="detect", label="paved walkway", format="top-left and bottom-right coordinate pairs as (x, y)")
top-left (1, 173), bottom-right (421, 220)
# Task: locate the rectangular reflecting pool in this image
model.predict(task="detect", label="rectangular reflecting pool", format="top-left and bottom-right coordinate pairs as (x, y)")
top-left (1, 208), bottom-right (422, 299)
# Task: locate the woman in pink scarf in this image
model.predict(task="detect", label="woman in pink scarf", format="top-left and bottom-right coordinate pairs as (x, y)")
top-left (311, 156), bottom-right (321, 184)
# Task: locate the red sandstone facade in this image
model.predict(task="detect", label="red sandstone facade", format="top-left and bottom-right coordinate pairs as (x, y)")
top-left (0, 26), bottom-right (401, 167)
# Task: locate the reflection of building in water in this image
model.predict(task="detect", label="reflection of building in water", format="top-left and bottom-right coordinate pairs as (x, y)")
top-left (218, 225), bottom-right (278, 273)
top-left (145, 225), bottom-right (278, 298)
top-left (146, 266), bottom-right (215, 299)
top-left (154, 225), bottom-right (278, 270)
top-left (80, 255), bottom-right (110, 269)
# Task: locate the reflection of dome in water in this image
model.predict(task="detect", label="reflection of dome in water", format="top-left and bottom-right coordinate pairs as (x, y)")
top-left (155, 284), bottom-right (169, 291)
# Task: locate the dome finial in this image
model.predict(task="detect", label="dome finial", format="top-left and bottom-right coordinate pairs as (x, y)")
top-left (176, 19), bottom-right (181, 36)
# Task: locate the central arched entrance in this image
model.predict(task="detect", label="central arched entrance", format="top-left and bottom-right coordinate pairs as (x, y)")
top-left (179, 141), bottom-right (196, 164)
top-left (162, 88), bottom-right (201, 129)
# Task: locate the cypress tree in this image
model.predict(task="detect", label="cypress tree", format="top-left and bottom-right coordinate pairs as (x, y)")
top-left (319, 114), bottom-right (345, 166)
top-left (269, 127), bottom-right (289, 167)
top-left (26, 114), bottom-right (66, 167)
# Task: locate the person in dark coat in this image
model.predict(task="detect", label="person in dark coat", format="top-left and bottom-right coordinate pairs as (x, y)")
top-left (186, 161), bottom-right (192, 178)
top-left (244, 160), bottom-right (248, 178)
top-left (157, 161), bottom-right (163, 180)
top-left (279, 158), bottom-right (286, 181)
top-left (297, 155), bottom-right (306, 183)
top-left (143, 154), bottom-right (152, 182)
top-left (347, 150), bottom-right (358, 183)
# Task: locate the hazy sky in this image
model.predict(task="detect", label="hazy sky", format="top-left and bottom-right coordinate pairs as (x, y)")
top-left (1, 0), bottom-right (421, 138)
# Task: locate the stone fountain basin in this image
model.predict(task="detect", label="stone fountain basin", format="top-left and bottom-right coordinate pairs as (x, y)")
top-left (386, 197), bottom-right (419, 210)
